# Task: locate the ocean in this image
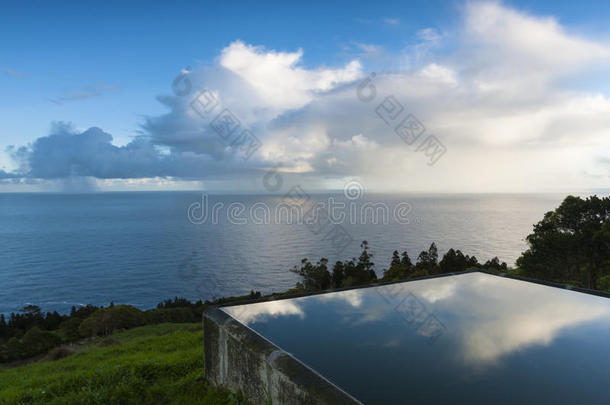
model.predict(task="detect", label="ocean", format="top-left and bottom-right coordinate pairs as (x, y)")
top-left (0, 192), bottom-right (570, 314)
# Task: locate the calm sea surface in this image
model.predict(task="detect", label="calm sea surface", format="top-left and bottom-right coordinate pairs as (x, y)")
top-left (0, 192), bottom-right (574, 314)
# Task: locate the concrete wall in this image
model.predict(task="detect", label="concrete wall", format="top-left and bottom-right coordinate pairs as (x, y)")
top-left (203, 307), bottom-right (362, 405)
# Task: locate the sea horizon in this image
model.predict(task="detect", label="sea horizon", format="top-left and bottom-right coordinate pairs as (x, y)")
top-left (0, 191), bottom-right (591, 315)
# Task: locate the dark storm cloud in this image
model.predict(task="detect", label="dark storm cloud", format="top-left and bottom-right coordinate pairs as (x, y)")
top-left (4, 123), bottom-right (252, 180)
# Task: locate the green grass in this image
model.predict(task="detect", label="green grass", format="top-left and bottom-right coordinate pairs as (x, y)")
top-left (0, 323), bottom-right (249, 405)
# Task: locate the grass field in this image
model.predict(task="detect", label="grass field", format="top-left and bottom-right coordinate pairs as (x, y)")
top-left (0, 323), bottom-right (249, 405)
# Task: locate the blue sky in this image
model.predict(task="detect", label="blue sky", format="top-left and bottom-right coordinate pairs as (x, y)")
top-left (0, 0), bottom-right (458, 146)
top-left (1, 0), bottom-right (610, 192)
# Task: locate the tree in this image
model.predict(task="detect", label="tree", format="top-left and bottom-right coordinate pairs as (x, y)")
top-left (43, 311), bottom-right (63, 331)
top-left (383, 250), bottom-right (414, 281)
top-left (291, 258), bottom-right (332, 291)
top-left (328, 241), bottom-right (378, 288)
top-left (517, 195), bottom-right (610, 288)
top-left (59, 318), bottom-right (82, 342)
top-left (341, 259), bottom-right (357, 286)
top-left (316, 258), bottom-right (332, 290)
top-left (21, 305), bottom-right (41, 315)
top-left (483, 257), bottom-right (508, 271)
top-left (332, 261), bottom-right (345, 288)
top-left (400, 251), bottom-right (413, 268)
top-left (78, 305), bottom-right (146, 337)
top-left (357, 241), bottom-right (377, 282)
top-left (0, 314), bottom-right (6, 340)
top-left (439, 248), bottom-right (470, 273)
top-left (358, 241), bottom-right (375, 272)
top-left (21, 327), bottom-right (61, 357)
top-left (416, 243), bottom-right (439, 273)
top-left (466, 255), bottom-right (480, 268)
top-left (5, 337), bottom-right (23, 361)
top-left (598, 274), bottom-right (610, 293)
top-left (391, 251), bottom-right (401, 267)
top-left (428, 243), bottom-right (438, 266)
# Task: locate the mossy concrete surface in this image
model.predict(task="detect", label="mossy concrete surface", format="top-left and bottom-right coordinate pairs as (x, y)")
top-left (203, 307), bottom-right (362, 405)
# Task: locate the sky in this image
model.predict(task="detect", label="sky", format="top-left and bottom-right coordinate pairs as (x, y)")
top-left (1, 0), bottom-right (609, 193)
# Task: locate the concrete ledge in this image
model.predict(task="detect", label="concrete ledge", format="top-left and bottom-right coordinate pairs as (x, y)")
top-left (203, 307), bottom-right (362, 405)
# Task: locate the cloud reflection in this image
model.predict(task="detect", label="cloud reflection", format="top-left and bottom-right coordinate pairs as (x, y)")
top-left (412, 273), bottom-right (610, 364)
top-left (223, 299), bottom-right (304, 325)
top-left (222, 273), bottom-right (610, 367)
top-left (317, 289), bottom-right (364, 307)
top-left (453, 274), bottom-right (610, 364)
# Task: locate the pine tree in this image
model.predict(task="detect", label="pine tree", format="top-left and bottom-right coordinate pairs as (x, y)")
top-left (428, 243), bottom-right (438, 266)
top-left (332, 261), bottom-right (345, 288)
top-left (416, 242), bottom-right (439, 274)
top-left (357, 241), bottom-right (377, 282)
top-left (400, 251), bottom-right (413, 268)
top-left (391, 251), bottom-right (401, 267)
top-left (358, 241), bottom-right (374, 272)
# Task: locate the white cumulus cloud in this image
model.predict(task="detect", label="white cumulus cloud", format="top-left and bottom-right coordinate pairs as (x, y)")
top-left (3, 1), bottom-right (610, 192)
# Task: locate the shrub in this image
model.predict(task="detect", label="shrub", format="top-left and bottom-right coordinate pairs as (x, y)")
top-left (145, 308), bottom-right (196, 324)
top-left (21, 327), bottom-right (62, 357)
top-left (59, 317), bottom-right (82, 341)
top-left (598, 275), bottom-right (610, 292)
top-left (2, 337), bottom-right (23, 361)
top-left (0, 327), bottom-right (63, 361)
top-left (79, 305), bottom-right (146, 337)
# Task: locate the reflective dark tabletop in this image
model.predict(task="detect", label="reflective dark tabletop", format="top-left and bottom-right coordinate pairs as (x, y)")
top-left (223, 272), bottom-right (610, 404)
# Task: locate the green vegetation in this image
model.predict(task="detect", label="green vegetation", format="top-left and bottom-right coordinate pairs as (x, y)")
top-left (517, 195), bottom-right (610, 290)
top-left (290, 239), bottom-right (509, 290)
top-left (0, 294), bottom-right (260, 364)
top-left (291, 195), bottom-right (610, 294)
top-left (0, 323), bottom-right (249, 405)
top-left (292, 241), bottom-right (379, 290)
top-left (1, 194), bottom-right (608, 404)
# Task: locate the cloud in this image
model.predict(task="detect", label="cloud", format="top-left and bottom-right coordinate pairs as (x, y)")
top-left (0, 66), bottom-right (26, 78)
top-left (3, 42), bottom-right (364, 186)
top-left (6, 122), bottom-right (244, 180)
top-left (10, 124), bottom-right (163, 179)
top-left (223, 299), bottom-right (304, 324)
top-left (219, 41), bottom-right (362, 111)
top-left (3, 1), bottom-right (610, 192)
top-left (463, 1), bottom-right (610, 74)
top-left (417, 28), bottom-right (442, 43)
top-left (140, 40), bottom-right (365, 182)
top-left (383, 18), bottom-right (399, 26)
top-left (318, 290), bottom-right (364, 307)
top-left (351, 42), bottom-right (386, 60)
top-left (0, 169), bottom-right (21, 179)
top-left (47, 92), bottom-right (101, 105)
top-left (418, 63), bottom-right (458, 86)
top-left (453, 273), bottom-right (610, 364)
top-left (127, 2), bottom-right (610, 191)
top-left (47, 84), bottom-right (118, 105)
